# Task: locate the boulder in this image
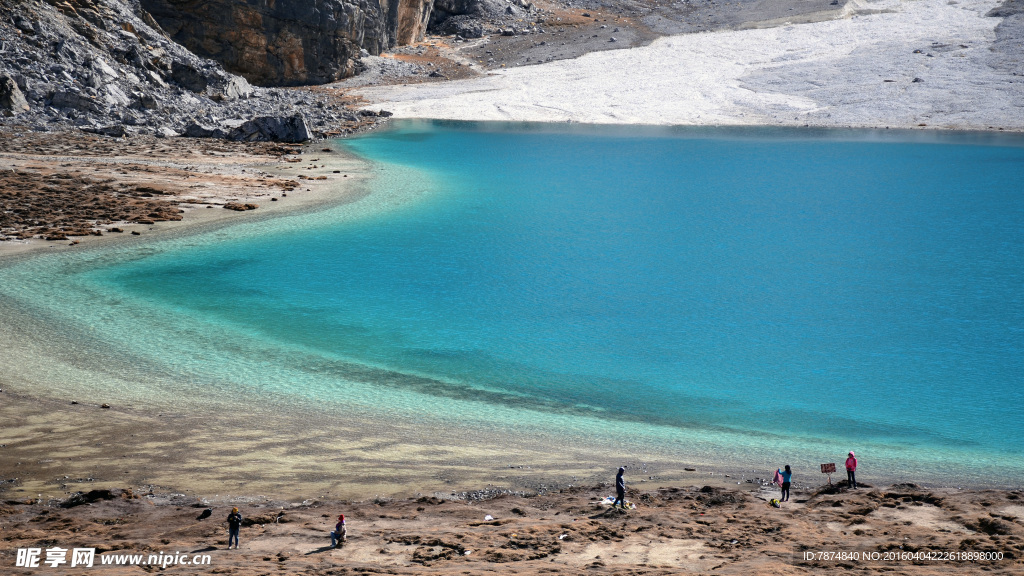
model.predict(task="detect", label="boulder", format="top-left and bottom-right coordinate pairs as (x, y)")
top-left (103, 85), bottom-right (132, 107)
top-left (183, 114), bottom-right (309, 142)
top-left (432, 0), bottom-right (503, 18)
top-left (12, 13), bottom-right (37, 34)
top-left (436, 15), bottom-right (485, 38)
top-left (170, 60), bottom-right (209, 93)
top-left (82, 124), bottom-right (131, 137)
top-left (147, 71), bottom-right (169, 88)
top-left (430, 0), bottom-right (504, 33)
top-left (50, 89), bottom-right (107, 114)
top-left (136, 93), bottom-right (159, 110)
top-left (228, 114), bottom-right (310, 142)
top-left (183, 122), bottom-right (229, 139)
top-left (214, 76), bottom-right (252, 101)
top-left (90, 57), bottom-right (120, 80)
top-left (0, 75), bottom-right (30, 116)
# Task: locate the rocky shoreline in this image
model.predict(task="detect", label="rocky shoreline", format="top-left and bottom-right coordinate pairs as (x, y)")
top-left (1, 481), bottom-right (1022, 574)
top-left (0, 127), bottom-right (377, 245)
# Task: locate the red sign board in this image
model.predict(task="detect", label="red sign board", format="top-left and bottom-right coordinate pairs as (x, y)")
top-left (821, 463), bottom-right (836, 474)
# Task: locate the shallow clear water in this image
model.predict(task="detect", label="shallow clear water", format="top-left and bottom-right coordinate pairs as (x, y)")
top-left (2, 122), bottom-right (1022, 484)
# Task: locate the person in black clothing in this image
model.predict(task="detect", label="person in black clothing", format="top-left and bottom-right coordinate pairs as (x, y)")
top-left (226, 507), bottom-right (243, 549)
top-left (613, 467), bottom-right (626, 508)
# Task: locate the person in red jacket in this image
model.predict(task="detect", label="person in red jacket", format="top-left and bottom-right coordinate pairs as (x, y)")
top-left (845, 451), bottom-right (858, 489)
top-left (330, 514), bottom-right (347, 547)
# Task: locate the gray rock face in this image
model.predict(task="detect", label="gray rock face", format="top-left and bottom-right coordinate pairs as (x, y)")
top-left (435, 14), bottom-right (485, 38)
top-left (432, 0), bottom-right (503, 19)
top-left (429, 0), bottom-right (520, 39)
top-left (0, 0), bottom-right (388, 141)
top-left (140, 0), bottom-right (435, 87)
top-left (0, 74), bottom-right (30, 116)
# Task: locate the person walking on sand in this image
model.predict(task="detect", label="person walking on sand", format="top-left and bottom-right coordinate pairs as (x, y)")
top-left (330, 514), bottom-right (347, 547)
top-left (226, 507), bottom-right (243, 549)
top-left (778, 465), bottom-right (792, 502)
top-left (846, 451), bottom-right (858, 489)
top-left (613, 467), bottom-right (626, 508)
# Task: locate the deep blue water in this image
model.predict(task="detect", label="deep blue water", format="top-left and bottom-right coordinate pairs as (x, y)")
top-left (3, 122), bottom-right (1023, 482)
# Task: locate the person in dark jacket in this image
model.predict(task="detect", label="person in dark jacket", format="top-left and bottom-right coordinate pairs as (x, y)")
top-left (613, 467), bottom-right (626, 508)
top-left (226, 507), bottom-right (243, 549)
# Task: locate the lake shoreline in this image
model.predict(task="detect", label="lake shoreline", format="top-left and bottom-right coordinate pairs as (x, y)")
top-left (0, 129), bottom-right (378, 260)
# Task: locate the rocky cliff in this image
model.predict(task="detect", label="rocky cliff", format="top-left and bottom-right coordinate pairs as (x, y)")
top-left (0, 0), bottom-right (388, 140)
top-left (139, 0), bottom-right (435, 86)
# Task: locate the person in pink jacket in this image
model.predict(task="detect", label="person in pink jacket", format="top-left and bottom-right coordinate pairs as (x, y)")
top-left (845, 451), bottom-right (858, 489)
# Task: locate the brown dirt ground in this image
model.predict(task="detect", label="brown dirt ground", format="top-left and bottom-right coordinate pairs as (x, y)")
top-left (0, 482), bottom-right (1022, 574)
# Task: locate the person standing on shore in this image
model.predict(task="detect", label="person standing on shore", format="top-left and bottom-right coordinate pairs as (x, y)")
top-left (330, 514), bottom-right (347, 547)
top-left (846, 451), bottom-right (858, 489)
top-left (226, 507), bottom-right (243, 549)
top-left (613, 467), bottom-right (626, 508)
top-left (778, 465), bottom-right (792, 502)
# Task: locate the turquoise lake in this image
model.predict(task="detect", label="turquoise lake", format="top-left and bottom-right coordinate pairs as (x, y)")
top-left (2, 121), bottom-right (1022, 485)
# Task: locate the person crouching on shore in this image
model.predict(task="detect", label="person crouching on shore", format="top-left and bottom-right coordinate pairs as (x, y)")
top-left (331, 514), bottom-right (347, 547)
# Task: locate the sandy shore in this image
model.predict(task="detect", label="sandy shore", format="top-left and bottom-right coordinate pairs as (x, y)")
top-left (356, 0), bottom-right (1024, 131)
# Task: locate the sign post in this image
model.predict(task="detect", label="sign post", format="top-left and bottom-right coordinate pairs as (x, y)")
top-left (820, 463), bottom-right (836, 485)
